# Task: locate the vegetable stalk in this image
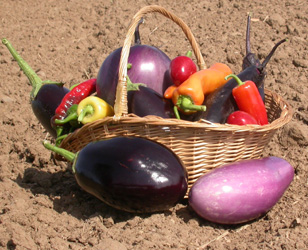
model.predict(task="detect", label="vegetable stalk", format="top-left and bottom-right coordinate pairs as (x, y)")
top-left (164, 63), bottom-right (232, 117)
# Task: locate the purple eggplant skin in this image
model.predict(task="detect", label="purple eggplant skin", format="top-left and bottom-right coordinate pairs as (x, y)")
top-left (127, 86), bottom-right (176, 118)
top-left (73, 137), bottom-right (188, 213)
top-left (96, 45), bottom-right (172, 107)
top-left (188, 156), bottom-right (294, 225)
top-left (32, 84), bottom-right (69, 137)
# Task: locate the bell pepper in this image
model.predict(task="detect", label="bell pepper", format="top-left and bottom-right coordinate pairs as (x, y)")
top-left (225, 74), bottom-right (268, 125)
top-left (164, 63), bottom-right (232, 118)
top-left (77, 96), bottom-right (114, 124)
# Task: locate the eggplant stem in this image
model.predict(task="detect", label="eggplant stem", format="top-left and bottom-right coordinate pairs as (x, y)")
top-left (134, 17), bottom-right (144, 45)
top-left (2, 38), bottom-right (43, 100)
top-left (246, 13), bottom-right (252, 55)
top-left (261, 38), bottom-right (288, 69)
top-left (43, 141), bottom-right (75, 162)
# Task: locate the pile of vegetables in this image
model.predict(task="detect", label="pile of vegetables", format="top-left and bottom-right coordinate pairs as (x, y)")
top-left (1, 13), bottom-right (294, 223)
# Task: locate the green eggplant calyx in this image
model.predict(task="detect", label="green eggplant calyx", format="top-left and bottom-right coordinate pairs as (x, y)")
top-left (126, 75), bottom-right (147, 91)
top-left (176, 95), bottom-right (206, 113)
top-left (43, 141), bottom-right (76, 162)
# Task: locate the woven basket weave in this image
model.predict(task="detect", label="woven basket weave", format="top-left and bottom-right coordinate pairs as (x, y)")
top-left (59, 5), bottom-right (293, 197)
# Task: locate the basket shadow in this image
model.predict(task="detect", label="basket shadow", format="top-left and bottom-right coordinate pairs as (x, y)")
top-left (15, 166), bottom-right (185, 223)
top-left (14, 167), bottom-right (160, 222)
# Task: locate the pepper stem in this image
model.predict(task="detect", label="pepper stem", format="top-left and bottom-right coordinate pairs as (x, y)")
top-left (174, 106), bottom-right (181, 120)
top-left (78, 105), bottom-right (94, 123)
top-left (176, 95), bottom-right (206, 113)
top-left (55, 111), bottom-right (78, 125)
top-left (225, 74), bottom-right (245, 86)
top-left (43, 141), bottom-right (76, 162)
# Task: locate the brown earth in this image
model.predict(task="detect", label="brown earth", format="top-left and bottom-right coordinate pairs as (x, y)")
top-left (0, 0), bottom-right (307, 249)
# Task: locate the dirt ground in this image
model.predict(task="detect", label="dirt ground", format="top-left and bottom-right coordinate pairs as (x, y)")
top-left (0, 0), bottom-right (307, 249)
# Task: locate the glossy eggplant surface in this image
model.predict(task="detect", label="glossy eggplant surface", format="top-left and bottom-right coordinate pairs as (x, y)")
top-left (73, 137), bottom-right (188, 213)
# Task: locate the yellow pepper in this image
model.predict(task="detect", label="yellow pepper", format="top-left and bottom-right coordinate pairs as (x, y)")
top-left (77, 96), bottom-right (114, 124)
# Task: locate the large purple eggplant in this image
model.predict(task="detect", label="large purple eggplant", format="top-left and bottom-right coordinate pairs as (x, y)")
top-left (2, 39), bottom-right (70, 137)
top-left (96, 19), bottom-right (173, 107)
top-left (43, 137), bottom-right (188, 213)
top-left (127, 86), bottom-right (176, 118)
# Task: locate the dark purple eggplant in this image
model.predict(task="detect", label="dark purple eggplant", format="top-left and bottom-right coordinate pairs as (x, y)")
top-left (2, 39), bottom-right (70, 137)
top-left (96, 19), bottom-right (173, 107)
top-left (192, 16), bottom-right (287, 124)
top-left (128, 86), bottom-right (176, 118)
top-left (43, 137), bottom-right (188, 213)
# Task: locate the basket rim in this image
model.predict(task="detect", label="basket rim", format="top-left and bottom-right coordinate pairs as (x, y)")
top-left (59, 88), bottom-right (293, 149)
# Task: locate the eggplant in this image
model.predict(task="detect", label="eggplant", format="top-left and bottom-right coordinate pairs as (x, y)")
top-left (194, 16), bottom-right (287, 124)
top-left (2, 38), bottom-right (70, 137)
top-left (43, 137), bottom-right (188, 213)
top-left (96, 19), bottom-right (173, 107)
top-left (189, 156), bottom-right (294, 224)
top-left (32, 84), bottom-right (70, 137)
top-left (127, 86), bottom-right (176, 118)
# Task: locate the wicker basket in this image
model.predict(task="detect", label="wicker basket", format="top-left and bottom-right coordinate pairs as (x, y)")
top-left (58, 5), bottom-right (293, 197)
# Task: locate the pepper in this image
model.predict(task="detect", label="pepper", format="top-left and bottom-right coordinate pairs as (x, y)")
top-left (77, 96), bottom-right (114, 124)
top-left (51, 78), bottom-right (97, 136)
top-left (225, 74), bottom-right (268, 125)
top-left (164, 63), bottom-right (232, 118)
top-left (54, 104), bottom-right (79, 127)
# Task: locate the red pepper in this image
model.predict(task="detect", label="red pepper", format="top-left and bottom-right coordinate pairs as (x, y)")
top-left (227, 111), bottom-right (258, 125)
top-left (225, 74), bottom-right (268, 125)
top-left (51, 78), bottom-right (97, 135)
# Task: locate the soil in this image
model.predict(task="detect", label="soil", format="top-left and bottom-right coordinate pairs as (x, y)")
top-left (0, 0), bottom-right (307, 249)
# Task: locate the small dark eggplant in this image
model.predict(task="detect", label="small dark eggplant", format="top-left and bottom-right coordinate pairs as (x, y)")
top-left (193, 16), bottom-right (287, 124)
top-left (43, 137), bottom-right (188, 213)
top-left (2, 39), bottom-right (70, 137)
top-left (127, 86), bottom-right (176, 118)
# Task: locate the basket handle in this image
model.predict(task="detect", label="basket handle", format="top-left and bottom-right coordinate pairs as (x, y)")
top-left (114, 5), bottom-right (206, 118)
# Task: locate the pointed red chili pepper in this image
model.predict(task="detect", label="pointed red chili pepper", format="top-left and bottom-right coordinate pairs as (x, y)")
top-left (51, 78), bottom-right (97, 136)
top-left (225, 74), bottom-right (268, 125)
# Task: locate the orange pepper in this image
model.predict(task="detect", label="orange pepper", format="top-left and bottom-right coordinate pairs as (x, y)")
top-left (164, 63), bottom-right (232, 118)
